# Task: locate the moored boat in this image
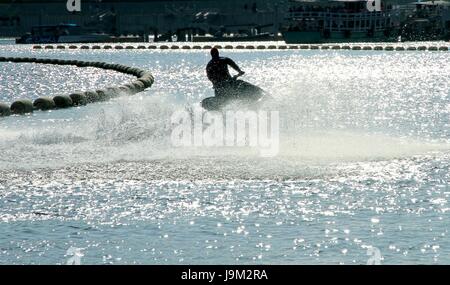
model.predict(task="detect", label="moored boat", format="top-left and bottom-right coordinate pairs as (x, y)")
top-left (281, 0), bottom-right (400, 44)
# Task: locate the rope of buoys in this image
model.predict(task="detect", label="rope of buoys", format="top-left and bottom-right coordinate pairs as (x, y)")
top-left (33, 97), bottom-right (55, 111)
top-left (31, 44), bottom-right (450, 52)
top-left (10, 99), bottom-right (33, 114)
top-left (0, 103), bottom-right (11, 116)
top-left (0, 57), bottom-right (154, 117)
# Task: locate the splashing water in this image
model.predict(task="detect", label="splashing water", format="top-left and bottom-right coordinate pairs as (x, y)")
top-left (0, 43), bottom-right (450, 264)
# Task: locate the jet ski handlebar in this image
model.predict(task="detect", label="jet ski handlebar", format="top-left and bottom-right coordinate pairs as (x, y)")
top-left (232, 71), bottom-right (245, 80)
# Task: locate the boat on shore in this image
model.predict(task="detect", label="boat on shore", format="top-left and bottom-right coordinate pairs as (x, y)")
top-left (281, 0), bottom-right (399, 44)
top-left (400, 1), bottom-right (450, 41)
top-left (192, 32), bottom-right (278, 42)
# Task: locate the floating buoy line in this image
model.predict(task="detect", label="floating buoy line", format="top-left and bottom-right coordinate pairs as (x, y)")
top-left (31, 44), bottom-right (449, 52)
top-left (0, 56), bottom-right (154, 117)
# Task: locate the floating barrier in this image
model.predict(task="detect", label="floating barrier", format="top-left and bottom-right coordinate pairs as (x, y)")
top-left (0, 103), bottom-right (11, 117)
top-left (33, 97), bottom-right (55, 111)
top-left (53, 95), bottom-right (73, 108)
top-left (30, 44), bottom-right (449, 53)
top-left (0, 57), bottom-right (154, 117)
top-left (10, 99), bottom-right (33, 114)
top-left (95, 90), bottom-right (109, 101)
top-left (69, 93), bottom-right (87, 106)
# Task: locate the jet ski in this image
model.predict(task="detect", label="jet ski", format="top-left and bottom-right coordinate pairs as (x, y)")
top-left (201, 74), bottom-right (271, 111)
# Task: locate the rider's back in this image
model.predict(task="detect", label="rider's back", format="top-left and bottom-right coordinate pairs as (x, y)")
top-left (206, 57), bottom-right (233, 87)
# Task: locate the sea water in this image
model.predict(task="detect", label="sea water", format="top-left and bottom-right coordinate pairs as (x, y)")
top-left (0, 40), bottom-right (449, 264)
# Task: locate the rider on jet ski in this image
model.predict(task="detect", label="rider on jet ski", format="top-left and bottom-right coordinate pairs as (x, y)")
top-left (206, 47), bottom-right (245, 98)
top-left (202, 48), bottom-right (266, 111)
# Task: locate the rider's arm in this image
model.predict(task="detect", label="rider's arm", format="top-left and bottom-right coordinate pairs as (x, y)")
top-left (225, 58), bottom-right (244, 74)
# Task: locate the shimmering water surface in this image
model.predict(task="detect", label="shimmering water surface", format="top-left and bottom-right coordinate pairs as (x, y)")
top-left (1, 40), bottom-right (450, 264)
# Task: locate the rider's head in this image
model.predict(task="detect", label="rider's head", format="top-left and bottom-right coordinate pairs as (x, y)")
top-left (210, 47), bottom-right (219, 59)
